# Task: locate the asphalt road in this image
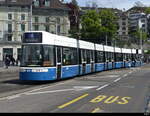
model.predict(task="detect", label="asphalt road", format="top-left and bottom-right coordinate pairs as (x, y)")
top-left (0, 64), bottom-right (150, 113)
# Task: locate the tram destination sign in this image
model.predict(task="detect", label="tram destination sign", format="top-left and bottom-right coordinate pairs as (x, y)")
top-left (23, 32), bottom-right (42, 43)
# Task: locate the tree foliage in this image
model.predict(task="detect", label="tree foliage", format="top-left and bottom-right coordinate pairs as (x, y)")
top-left (145, 7), bottom-right (150, 14)
top-left (80, 10), bottom-right (102, 40)
top-left (80, 9), bottom-right (118, 44)
top-left (99, 9), bottom-right (118, 42)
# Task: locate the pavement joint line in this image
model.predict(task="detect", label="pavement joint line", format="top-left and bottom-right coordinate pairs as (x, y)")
top-left (96, 84), bottom-right (109, 91)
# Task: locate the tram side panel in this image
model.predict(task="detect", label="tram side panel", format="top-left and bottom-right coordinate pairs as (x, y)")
top-left (114, 53), bottom-right (123, 69)
top-left (95, 50), bottom-right (105, 72)
top-left (20, 68), bottom-right (57, 81)
top-left (61, 47), bottom-right (79, 79)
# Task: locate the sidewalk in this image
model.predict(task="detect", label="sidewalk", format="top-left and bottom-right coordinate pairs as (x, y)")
top-left (0, 66), bottom-right (19, 73)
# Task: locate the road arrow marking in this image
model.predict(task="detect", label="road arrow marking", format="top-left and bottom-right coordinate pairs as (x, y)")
top-left (91, 107), bottom-right (104, 113)
top-left (25, 86), bottom-right (98, 95)
top-left (96, 84), bottom-right (109, 91)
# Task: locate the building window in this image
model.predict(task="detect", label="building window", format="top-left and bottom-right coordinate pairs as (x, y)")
top-left (21, 14), bottom-right (25, 20)
top-left (8, 24), bottom-right (12, 33)
top-left (56, 17), bottom-right (60, 24)
top-left (17, 48), bottom-right (21, 61)
top-left (122, 22), bottom-right (126, 25)
top-left (122, 27), bottom-right (126, 30)
top-left (35, 17), bottom-right (39, 22)
top-left (34, 25), bottom-right (39, 31)
top-left (122, 18), bottom-right (126, 20)
top-left (45, 0), bottom-right (50, 7)
top-left (141, 19), bottom-right (145, 23)
top-left (3, 48), bottom-right (13, 60)
top-left (45, 25), bottom-right (49, 32)
top-left (57, 25), bottom-right (61, 34)
top-left (21, 24), bottom-right (25, 31)
top-left (8, 14), bottom-right (12, 20)
top-left (34, 0), bottom-right (39, 7)
top-left (46, 17), bottom-right (49, 23)
top-left (123, 32), bottom-right (126, 35)
top-left (7, 35), bottom-right (12, 41)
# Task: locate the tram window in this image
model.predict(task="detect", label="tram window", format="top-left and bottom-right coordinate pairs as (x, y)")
top-left (105, 52), bottom-right (108, 61)
top-left (87, 50), bottom-right (91, 64)
top-left (43, 46), bottom-right (55, 67)
top-left (81, 49), bottom-right (87, 63)
top-left (21, 45), bottom-right (43, 67)
top-left (63, 47), bottom-right (77, 65)
top-left (91, 50), bottom-right (94, 61)
top-left (108, 52), bottom-right (112, 62)
top-left (96, 51), bottom-right (104, 63)
top-left (115, 53), bottom-right (122, 62)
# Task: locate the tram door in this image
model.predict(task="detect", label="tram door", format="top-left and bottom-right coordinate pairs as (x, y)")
top-left (56, 47), bottom-right (62, 80)
top-left (81, 50), bottom-right (86, 74)
top-left (91, 51), bottom-right (94, 72)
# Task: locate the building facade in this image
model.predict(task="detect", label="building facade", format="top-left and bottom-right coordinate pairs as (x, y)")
top-left (117, 12), bottom-right (129, 40)
top-left (0, 0), bottom-right (31, 62)
top-left (128, 12), bottom-right (148, 33)
top-left (0, 0), bottom-right (70, 63)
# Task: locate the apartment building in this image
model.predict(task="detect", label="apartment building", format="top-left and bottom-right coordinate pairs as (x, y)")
top-left (0, 0), bottom-right (31, 61)
top-left (117, 12), bottom-right (129, 40)
top-left (128, 12), bottom-right (148, 33)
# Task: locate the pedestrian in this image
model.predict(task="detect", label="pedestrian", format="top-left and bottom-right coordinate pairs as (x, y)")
top-left (12, 57), bottom-right (15, 66)
top-left (4, 55), bottom-right (10, 69)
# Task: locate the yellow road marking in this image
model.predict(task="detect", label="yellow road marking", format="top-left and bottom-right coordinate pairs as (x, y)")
top-left (91, 107), bottom-right (101, 113)
top-left (58, 94), bottom-right (89, 109)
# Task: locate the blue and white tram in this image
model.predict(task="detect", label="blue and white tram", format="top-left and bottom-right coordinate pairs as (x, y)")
top-left (19, 31), bottom-right (142, 81)
top-left (20, 31), bottom-right (79, 81)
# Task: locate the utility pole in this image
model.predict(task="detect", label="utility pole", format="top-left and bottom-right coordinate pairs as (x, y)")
top-left (105, 34), bottom-right (108, 45)
top-left (138, 18), bottom-right (144, 56)
top-left (140, 29), bottom-right (143, 55)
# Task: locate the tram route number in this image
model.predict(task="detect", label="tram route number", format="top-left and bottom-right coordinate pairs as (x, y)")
top-left (90, 95), bottom-right (131, 104)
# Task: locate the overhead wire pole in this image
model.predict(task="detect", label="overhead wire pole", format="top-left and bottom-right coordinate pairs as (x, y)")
top-left (29, 0), bottom-right (34, 31)
top-left (138, 18), bottom-right (144, 56)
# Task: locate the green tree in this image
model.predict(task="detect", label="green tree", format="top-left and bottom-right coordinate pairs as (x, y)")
top-left (130, 29), bottom-right (148, 44)
top-left (99, 9), bottom-right (118, 45)
top-left (145, 7), bottom-right (150, 14)
top-left (80, 9), bottom-right (118, 44)
top-left (80, 10), bottom-right (102, 42)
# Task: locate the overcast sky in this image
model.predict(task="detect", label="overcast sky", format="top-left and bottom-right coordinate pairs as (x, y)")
top-left (64, 0), bottom-right (150, 10)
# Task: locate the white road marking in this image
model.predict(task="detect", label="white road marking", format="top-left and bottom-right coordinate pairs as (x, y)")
top-left (26, 86), bottom-right (98, 95)
top-left (123, 74), bottom-right (128, 77)
top-left (96, 84), bottom-right (109, 91)
top-left (113, 78), bottom-right (121, 82)
top-left (25, 89), bottom-right (76, 95)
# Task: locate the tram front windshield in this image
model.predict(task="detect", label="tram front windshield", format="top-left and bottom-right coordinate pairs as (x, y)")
top-left (21, 45), bottom-right (54, 67)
